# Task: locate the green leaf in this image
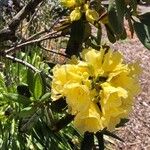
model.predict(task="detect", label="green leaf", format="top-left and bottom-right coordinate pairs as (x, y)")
top-left (115, 0), bottom-right (126, 24)
top-left (83, 23), bottom-right (91, 41)
top-left (33, 73), bottom-right (44, 100)
top-left (19, 107), bottom-right (35, 118)
top-left (81, 132), bottom-right (94, 150)
top-left (133, 21), bottom-right (150, 50)
top-left (12, 138), bottom-right (19, 150)
top-left (19, 109), bottom-right (41, 132)
top-left (85, 38), bottom-right (100, 50)
top-left (139, 12), bottom-right (150, 26)
top-left (3, 93), bottom-right (31, 105)
top-left (40, 92), bottom-right (51, 102)
top-left (116, 118), bottom-right (129, 127)
top-left (108, 0), bottom-right (121, 35)
top-left (51, 114), bottom-right (74, 132)
top-left (103, 130), bottom-right (124, 142)
top-left (120, 28), bottom-right (127, 40)
top-left (108, 0), bottom-right (126, 39)
top-left (96, 25), bottom-right (102, 45)
top-left (27, 68), bottom-right (34, 93)
top-left (66, 19), bottom-right (85, 56)
top-left (51, 97), bottom-right (67, 113)
top-left (95, 132), bottom-right (104, 150)
top-left (17, 84), bottom-right (31, 98)
top-left (130, 0), bottom-right (137, 15)
top-left (105, 24), bottom-right (116, 43)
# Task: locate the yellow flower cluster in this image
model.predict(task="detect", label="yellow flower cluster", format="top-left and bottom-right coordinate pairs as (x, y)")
top-left (60, 0), bottom-right (99, 23)
top-left (51, 48), bottom-right (141, 133)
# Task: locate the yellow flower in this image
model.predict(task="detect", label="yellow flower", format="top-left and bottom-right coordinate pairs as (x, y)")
top-left (100, 82), bottom-right (128, 101)
top-left (51, 64), bottom-right (89, 100)
top-left (102, 49), bottom-right (123, 73)
top-left (109, 70), bottom-right (141, 96)
top-left (60, 0), bottom-right (77, 8)
top-left (74, 103), bottom-right (103, 133)
top-left (63, 83), bottom-right (91, 114)
top-left (51, 47), bottom-right (141, 133)
top-left (85, 9), bottom-right (99, 24)
top-left (60, 0), bottom-right (85, 8)
top-left (70, 8), bottom-right (82, 22)
top-left (81, 48), bottom-right (105, 76)
top-left (128, 61), bottom-right (142, 75)
top-left (101, 115), bottom-right (121, 131)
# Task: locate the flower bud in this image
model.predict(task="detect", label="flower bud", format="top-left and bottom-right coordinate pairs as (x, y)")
top-left (86, 9), bottom-right (99, 24)
top-left (60, 0), bottom-right (77, 8)
top-left (70, 8), bottom-right (82, 22)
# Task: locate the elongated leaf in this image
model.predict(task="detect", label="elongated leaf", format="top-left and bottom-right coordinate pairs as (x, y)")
top-left (105, 24), bottom-right (116, 43)
top-left (133, 21), bottom-right (150, 50)
top-left (19, 107), bottom-right (35, 118)
top-left (139, 12), bottom-right (150, 26)
top-left (115, 0), bottom-right (127, 40)
top-left (40, 92), bottom-right (51, 102)
top-left (33, 73), bottom-right (43, 100)
top-left (83, 23), bottom-right (91, 41)
top-left (81, 132), bottom-right (94, 150)
top-left (108, 0), bottom-right (126, 38)
top-left (96, 132), bottom-right (104, 150)
top-left (27, 69), bottom-right (34, 93)
top-left (19, 109), bottom-right (41, 132)
top-left (17, 84), bottom-right (31, 98)
top-left (66, 19), bottom-right (85, 56)
top-left (130, 0), bottom-right (137, 15)
top-left (108, 0), bottom-right (121, 35)
top-left (115, 0), bottom-right (126, 24)
top-left (51, 114), bottom-right (74, 132)
top-left (3, 93), bottom-right (31, 105)
top-left (103, 130), bottom-right (124, 142)
top-left (85, 38), bottom-right (100, 50)
top-left (116, 118), bottom-right (129, 127)
top-left (51, 97), bottom-right (67, 113)
top-left (96, 25), bottom-right (102, 45)
top-left (12, 138), bottom-right (20, 150)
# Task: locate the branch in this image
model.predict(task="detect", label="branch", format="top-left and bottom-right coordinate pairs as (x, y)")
top-left (6, 54), bottom-right (39, 72)
top-left (4, 54), bottom-right (52, 79)
top-left (9, 0), bottom-right (44, 30)
top-left (12, 0), bottom-right (22, 12)
top-left (0, 0), bottom-right (44, 42)
top-left (39, 44), bottom-right (69, 58)
top-left (0, 28), bottom-right (16, 42)
top-left (5, 31), bottom-right (62, 54)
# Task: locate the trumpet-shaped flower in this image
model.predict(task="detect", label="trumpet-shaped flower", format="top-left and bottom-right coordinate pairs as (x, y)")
top-left (74, 103), bottom-right (103, 133)
top-left (51, 64), bottom-right (89, 100)
top-left (51, 48), bottom-right (141, 133)
top-left (63, 83), bottom-right (91, 114)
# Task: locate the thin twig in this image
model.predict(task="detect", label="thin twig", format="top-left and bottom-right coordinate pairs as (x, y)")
top-left (4, 54), bottom-right (52, 79)
top-left (39, 44), bottom-right (69, 58)
top-left (5, 32), bottom-right (62, 54)
top-left (22, 2), bottom-right (44, 38)
top-left (0, 0), bottom-right (44, 42)
top-left (5, 54), bottom-right (40, 72)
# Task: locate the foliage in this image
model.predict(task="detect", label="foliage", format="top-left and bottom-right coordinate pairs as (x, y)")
top-left (0, 0), bottom-right (149, 149)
